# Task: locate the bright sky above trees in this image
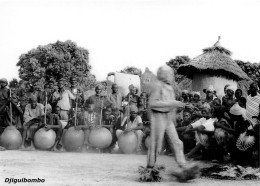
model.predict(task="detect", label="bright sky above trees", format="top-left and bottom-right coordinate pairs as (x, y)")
top-left (0, 0), bottom-right (259, 81)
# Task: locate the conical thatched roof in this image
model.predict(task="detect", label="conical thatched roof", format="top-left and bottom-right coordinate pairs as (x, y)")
top-left (177, 37), bottom-right (251, 81)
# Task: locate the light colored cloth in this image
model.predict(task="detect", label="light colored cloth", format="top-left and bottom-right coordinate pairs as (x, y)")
top-left (52, 89), bottom-right (75, 111)
top-left (191, 117), bottom-right (216, 147)
top-left (23, 103), bottom-right (44, 124)
top-left (230, 102), bottom-right (246, 118)
top-left (121, 115), bottom-right (142, 129)
top-left (246, 93), bottom-right (260, 127)
top-left (191, 118), bottom-right (207, 128)
top-left (226, 85), bottom-right (236, 92)
top-left (202, 118), bottom-right (217, 131)
top-left (191, 117), bottom-right (216, 131)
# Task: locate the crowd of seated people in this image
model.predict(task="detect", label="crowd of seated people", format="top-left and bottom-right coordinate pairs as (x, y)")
top-left (0, 77), bottom-right (259, 168)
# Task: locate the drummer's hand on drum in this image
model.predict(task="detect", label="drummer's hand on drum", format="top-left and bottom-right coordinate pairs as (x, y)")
top-left (45, 125), bottom-right (52, 131)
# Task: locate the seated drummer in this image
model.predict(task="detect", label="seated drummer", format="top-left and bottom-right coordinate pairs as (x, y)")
top-left (64, 97), bottom-right (100, 150)
top-left (116, 105), bottom-right (144, 153)
top-left (36, 105), bottom-right (63, 151)
top-left (101, 107), bottom-right (115, 153)
top-left (21, 95), bottom-right (45, 149)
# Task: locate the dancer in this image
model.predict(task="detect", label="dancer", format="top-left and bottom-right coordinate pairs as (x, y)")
top-left (139, 65), bottom-right (199, 182)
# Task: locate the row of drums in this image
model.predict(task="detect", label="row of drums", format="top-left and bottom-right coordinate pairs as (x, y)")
top-left (0, 121), bottom-right (166, 153)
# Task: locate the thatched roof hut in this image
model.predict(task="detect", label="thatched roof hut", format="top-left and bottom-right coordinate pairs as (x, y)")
top-left (177, 37), bottom-right (251, 97)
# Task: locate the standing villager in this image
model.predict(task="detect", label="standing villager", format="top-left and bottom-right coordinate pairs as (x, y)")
top-left (0, 78), bottom-right (11, 132)
top-left (17, 88), bottom-right (29, 113)
top-left (202, 85), bottom-right (217, 109)
top-left (69, 77), bottom-right (85, 119)
top-left (52, 79), bottom-right (75, 120)
top-left (139, 65), bottom-right (199, 182)
top-left (88, 84), bottom-right (111, 114)
top-left (47, 80), bottom-right (56, 109)
top-left (246, 82), bottom-right (260, 129)
top-left (0, 93), bottom-right (23, 131)
top-left (107, 83), bottom-right (124, 110)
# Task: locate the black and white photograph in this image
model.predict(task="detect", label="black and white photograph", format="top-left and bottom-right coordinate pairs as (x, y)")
top-left (0, 0), bottom-right (260, 185)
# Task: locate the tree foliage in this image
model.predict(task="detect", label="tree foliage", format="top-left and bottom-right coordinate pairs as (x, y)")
top-left (166, 56), bottom-right (191, 84)
top-left (120, 66), bottom-right (143, 77)
top-left (16, 40), bottom-right (96, 91)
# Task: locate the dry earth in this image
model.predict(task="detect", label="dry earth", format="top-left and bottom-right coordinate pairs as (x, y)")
top-left (0, 150), bottom-right (259, 186)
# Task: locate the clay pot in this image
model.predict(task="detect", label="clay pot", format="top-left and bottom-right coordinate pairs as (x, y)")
top-left (89, 127), bottom-right (112, 149)
top-left (0, 126), bottom-right (22, 150)
top-left (63, 127), bottom-right (85, 151)
top-left (118, 131), bottom-right (137, 154)
top-left (34, 128), bottom-right (56, 150)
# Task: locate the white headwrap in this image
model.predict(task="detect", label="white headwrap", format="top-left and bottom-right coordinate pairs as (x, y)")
top-left (193, 91), bottom-right (201, 97)
top-left (226, 84), bottom-right (236, 92)
top-left (208, 85), bottom-right (215, 92)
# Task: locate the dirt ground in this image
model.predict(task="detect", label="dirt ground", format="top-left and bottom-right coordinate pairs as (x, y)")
top-left (0, 150), bottom-right (259, 186)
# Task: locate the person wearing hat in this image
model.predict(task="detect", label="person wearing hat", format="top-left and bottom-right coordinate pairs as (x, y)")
top-left (21, 95), bottom-right (45, 149)
top-left (70, 77), bottom-right (84, 117)
top-left (52, 78), bottom-right (75, 120)
top-left (202, 85), bottom-right (217, 104)
top-left (222, 85), bottom-right (236, 113)
top-left (116, 105), bottom-right (144, 153)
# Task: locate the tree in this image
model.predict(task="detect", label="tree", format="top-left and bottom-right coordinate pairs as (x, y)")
top-left (166, 56), bottom-right (191, 84)
top-left (16, 40), bottom-right (96, 91)
top-left (120, 66), bottom-right (143, 77)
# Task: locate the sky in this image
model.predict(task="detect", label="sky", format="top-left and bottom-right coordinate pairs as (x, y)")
top-left (0, 0), bottom-right (260, 82)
